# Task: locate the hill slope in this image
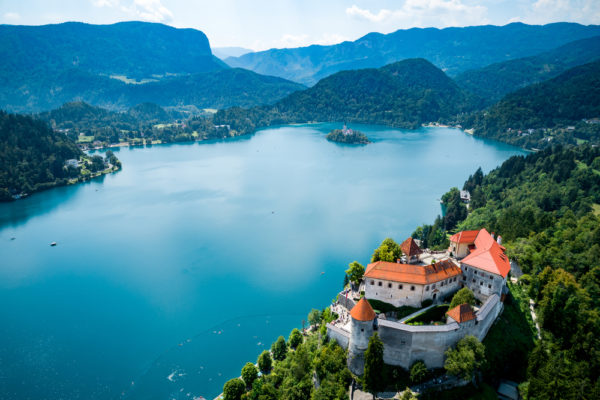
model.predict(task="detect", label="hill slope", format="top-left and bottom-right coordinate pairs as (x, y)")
top-left (0, 67), bottom-right (305, 113)
top-left (226, 22), bottom-right (600, 85)
top-left (0, 21), bottom-right (223, 79)
top-left (214, 59), bottom-right (476, 132)
top-left (455, 36), bottom-right (600, 105)
top-left (463, 61), bottom-right (600, 148)
top-left (0, 111), bottom-right (82, 200)
top-left (0, 22), bottom-right (304, 113)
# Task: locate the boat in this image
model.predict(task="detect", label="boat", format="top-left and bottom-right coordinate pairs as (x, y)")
top-left (50, 242), bottom-right (57, 246)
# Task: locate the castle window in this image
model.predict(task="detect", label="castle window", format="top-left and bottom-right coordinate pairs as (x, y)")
top-left (472, 279), bottom-right (476, 283)
top-left (370, 280), bottom-right (374, 285)
top-left (480, 281), bottom-right (483, 285)
top-left (361, 328), bottom-right (364, 332)
top-left (388, 283), bottom-right (392, 288)
top-left (463, 276), bottom-right (466, 281)
top-left (464, 267), bottom-right (468, 271)
top-left (474, 270), bottom-right (477, 275)
top-left (432, 284), bottom-right (436, 289)
top-left (441, 281), bottom-right (444, 286)
top-left (378, 281), bottom-right (382, 287)
top-left (488, 284), bottom-right (492, 288)
top-left (425, 285), bottom-right (429, 291)
top-left (411, 286), bottom-right (415, 291)
top-left (490, 276), bottom-right (493, 280)
top-left (398, 284), bottom-right (403, 289)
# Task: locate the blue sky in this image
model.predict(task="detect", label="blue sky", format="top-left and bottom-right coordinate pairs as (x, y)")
top-left (1, 0), bottom-right (599, 50)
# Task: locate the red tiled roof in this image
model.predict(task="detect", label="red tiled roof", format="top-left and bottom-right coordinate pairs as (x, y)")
top-left (461, 228), bottom-right (511, 278)
top-left (446, 303), bottom-right (476, 323)
top-left (364, 259), bottom-right (461, 285)
top-left (400, 237), bottom-right (422, 257)
top-left (449, 230), bottom-right (479, 244)
top-left (350, 298), bottom-right (376, 321)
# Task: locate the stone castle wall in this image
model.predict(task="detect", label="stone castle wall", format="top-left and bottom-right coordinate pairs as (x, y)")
top-left (327, 294), bottom-right (503, 372)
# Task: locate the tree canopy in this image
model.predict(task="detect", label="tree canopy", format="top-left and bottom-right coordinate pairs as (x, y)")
top-left (444, 335), bottom-right (486, 381)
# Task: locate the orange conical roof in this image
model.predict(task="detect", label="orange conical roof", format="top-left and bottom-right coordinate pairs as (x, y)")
top-left (350, 298), bottom-right (376, 321)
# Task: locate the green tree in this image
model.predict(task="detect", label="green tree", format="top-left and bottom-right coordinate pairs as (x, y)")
top-left (363, 332), bottom-right (385, 396)
top-left (409, 360), bottom-right (428, 384)
top-left (223, 378), bottom-right (245, 400)
top-left (241, 362), bottom-right (258, 388)
top-left (258, 350), bottom-right (272, 374)
top-left (308, 309), bottom-right (322, 328)
top-left (449, 287), bottom-right (476, 309)
top-left (289, 328), bottom-right (303, 349)
top-left (444, 335), bottom-right (485, 381)
top-left (346, 261), bottom-right (365, 286)
top-left (271, 336), bottom-right (288, 361)
top-left (371, 238), bottom-right (402, 262)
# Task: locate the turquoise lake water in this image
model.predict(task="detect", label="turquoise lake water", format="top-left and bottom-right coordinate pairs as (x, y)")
top-left (0, 124), bottom-right (525, 400)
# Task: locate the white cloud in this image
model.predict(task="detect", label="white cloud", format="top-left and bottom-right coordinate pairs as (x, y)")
top-left (346, 5), bottom-right (391, 23)
top-left (92, 0), bottom-right (173, 23)
top-left (3, 12), bottom-right (21, 21)
top-left (346, 1), bottom-right (489, 28)
top-left (528, 0), bottom-right (600, 24)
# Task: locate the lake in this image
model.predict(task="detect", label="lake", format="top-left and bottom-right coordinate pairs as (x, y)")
top-left (0, 124), bottom-right (525, 400)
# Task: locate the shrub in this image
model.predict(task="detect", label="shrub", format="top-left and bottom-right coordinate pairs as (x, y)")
top-left (449, 287), bottom-right (476, 309)
top-left (289, 328), bottom-right (303, 349)
top-left (271, 336), bottom-right (287, 361)
top-left (257, 350), bottom-right (272, 374)
top-left (223, 378), bottom-right (245, 400)
top-left (241, 362), bottom-right (258, 388)
top-left (410, 360), bottom-right (428, 384)
top-left (421, 298), bottom-right (434, 308)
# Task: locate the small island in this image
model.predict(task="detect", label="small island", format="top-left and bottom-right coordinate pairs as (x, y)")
top-left (326, 125), bottom-right (370, 144)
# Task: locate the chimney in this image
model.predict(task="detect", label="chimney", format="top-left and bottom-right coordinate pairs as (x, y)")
top-left (497, 235), bottom-right (502, 245)
top-left (491, 232), bottom-right (495, 239)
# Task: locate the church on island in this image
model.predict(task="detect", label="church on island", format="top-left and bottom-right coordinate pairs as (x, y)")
top-left (327, 228), bottom-right (510, 375)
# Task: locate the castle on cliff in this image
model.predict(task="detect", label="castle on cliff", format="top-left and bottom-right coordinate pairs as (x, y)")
top-left (326, 228), bottom-right (510, 375)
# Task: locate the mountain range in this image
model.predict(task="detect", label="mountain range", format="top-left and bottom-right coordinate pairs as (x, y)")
top-left (0, 22), bottom-right (304, 113)
top-left (455, 36), bottom-right (600, 105)
top-left (225, 22), bottom-right (600, 86)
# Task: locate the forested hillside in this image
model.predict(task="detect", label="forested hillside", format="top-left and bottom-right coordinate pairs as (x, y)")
top-left (455, 36), bottom-right (600, 105)
top-left (226, 22), bottom-right (600, 85)
top-left (214, 59), bottom-right (476, 134)
top-left (0, 22), bottom-right (305, 113)
top-left (462, 61), bottom-right (600, 149)
top-left (0, 112), bottom-right (84, 200)
top-left (415, 145), bottom-right (600, 398)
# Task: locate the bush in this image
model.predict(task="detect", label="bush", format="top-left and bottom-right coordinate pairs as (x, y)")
top-left (241, 362), bottom-right (258, 388)
top-left (449, 287), bottom-right (476, 309)
top-left (289, 328), bottom-right (303, 349)
top-left (410, 360), bottom-right (428, 384)
top-left (257, 350), bottom-right (272, 374)
top-left (271, 336), bottom-right (287, 361)
top-left (223, 378), bottom-right (245, 400)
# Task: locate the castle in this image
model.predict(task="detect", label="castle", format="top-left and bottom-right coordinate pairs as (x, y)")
top-left (326, 228), bottom-right (509, 375)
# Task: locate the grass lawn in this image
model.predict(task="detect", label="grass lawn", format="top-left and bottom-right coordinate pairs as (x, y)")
top-left (77, 135), bottom-right (94, 143)
top-left (405, 305), bottom-right (449, 325)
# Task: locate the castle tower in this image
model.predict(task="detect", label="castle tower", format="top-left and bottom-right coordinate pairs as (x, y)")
top-left (347, 297), bottom-right (376, 375)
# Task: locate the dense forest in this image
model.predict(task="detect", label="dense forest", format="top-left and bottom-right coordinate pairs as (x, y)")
top-left (413, 145), bottom-right (600, 398)
top-left (455, 36), bottom-right (600, 105)
top-left (213, 59), bottom-right (476, 134)
top-left (461, 61), bottom-right (600, 149)
top-left (0, 111), bottom-right (120, 201)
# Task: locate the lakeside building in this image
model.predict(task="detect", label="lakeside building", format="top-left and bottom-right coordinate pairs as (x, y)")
top-left (327, 228), bottom-right (509, 374)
